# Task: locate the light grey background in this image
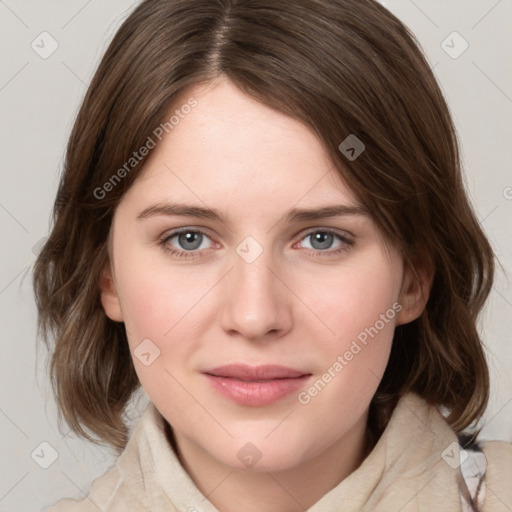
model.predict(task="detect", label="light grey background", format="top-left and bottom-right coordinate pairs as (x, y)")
top-left (0, 0), bottom-right (511, 510)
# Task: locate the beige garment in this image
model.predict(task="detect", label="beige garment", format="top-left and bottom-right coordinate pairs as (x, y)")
top-left (43, 393), bottom-right (512, 511)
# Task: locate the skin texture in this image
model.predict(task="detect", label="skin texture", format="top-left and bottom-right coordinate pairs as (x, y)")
top-left (100, 77), bottom-right (431, 512)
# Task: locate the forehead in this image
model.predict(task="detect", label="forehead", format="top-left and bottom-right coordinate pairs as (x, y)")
top-left (123, 78), bottom-right (360, 215)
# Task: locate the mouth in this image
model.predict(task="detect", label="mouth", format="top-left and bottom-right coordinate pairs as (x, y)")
top-left (203, 364), bottom-right (312, 406)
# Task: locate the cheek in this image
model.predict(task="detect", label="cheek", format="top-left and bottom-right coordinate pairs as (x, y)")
top-left (114, 244), bottom-right (210, 341)
top-left (295, 258), bottom-right (402, 423)
top-left (118, 274), bottom-right (172, 343)
top-left (294, 258), bottom-right (401, 414)
top-left (294, 272), bottom-right (399, 434)
top-left (113, 252), bottom-right (223, 397)
top-left (114, 264), bottom-right (205, 410)
top-left (304, 255), bottom-right (402, 351)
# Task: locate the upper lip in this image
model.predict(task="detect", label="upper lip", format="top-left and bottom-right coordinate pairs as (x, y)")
top-left (204, 364), bottom-right (310, 381)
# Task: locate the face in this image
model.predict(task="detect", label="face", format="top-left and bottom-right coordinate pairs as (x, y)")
top-left (101, 77), bottom-right (425, 473)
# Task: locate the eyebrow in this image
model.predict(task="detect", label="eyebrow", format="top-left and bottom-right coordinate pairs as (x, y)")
top-left (137, 202), bottom-right (368, 223)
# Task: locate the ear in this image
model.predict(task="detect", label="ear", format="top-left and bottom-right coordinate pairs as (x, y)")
top-left (99, 262), bottom-right (124, 322)
top-left (395, 260), bottom-right (434, 326)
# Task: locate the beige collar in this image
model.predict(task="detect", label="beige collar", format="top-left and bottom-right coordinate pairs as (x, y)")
top-left (117, 392), bottom-right (463, 511)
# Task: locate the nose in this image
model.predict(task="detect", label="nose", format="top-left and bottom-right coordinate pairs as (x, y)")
top-left (219, 243), bottom-right (293, 342)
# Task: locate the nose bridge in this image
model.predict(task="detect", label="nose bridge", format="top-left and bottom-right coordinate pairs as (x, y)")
top-left (220, 236), bottom-right (290, 339)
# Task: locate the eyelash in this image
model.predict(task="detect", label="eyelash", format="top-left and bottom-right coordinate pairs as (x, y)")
top-left (158, 227), bottom-right (354, 260)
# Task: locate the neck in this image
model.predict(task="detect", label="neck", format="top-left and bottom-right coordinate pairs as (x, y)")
top-left (166, 410), bottom-right (373, 512)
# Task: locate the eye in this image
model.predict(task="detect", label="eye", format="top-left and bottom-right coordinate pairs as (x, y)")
top-left (158, 227), bottom-right (354, 260)
top-left (159, 228), bottom-right (214, 258)
top-left (297, 229), bottom-right (353, 255)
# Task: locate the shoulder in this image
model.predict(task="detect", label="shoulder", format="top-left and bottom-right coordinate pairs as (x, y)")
top-left (480, 440), bottom-right (512, 512)
top-left (41, 464), bottom-right (122, 511)
top-left (41, 402), bottom-right (182, 511)
top-left (458, 436), bottom-right (512, 512)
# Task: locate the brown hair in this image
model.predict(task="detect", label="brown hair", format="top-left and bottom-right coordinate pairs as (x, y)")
top-left (33, 0), bottom-right (494, 452)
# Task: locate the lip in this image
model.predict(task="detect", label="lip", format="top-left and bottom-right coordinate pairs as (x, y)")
top-left (203, 364), bottom-right (312, 406)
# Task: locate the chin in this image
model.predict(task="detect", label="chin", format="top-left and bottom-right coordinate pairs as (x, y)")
top-left (207, 437), bottom-right (315, 473)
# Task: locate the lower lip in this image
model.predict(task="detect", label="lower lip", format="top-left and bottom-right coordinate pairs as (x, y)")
top-left (204, 374), bottom-right (311, 406)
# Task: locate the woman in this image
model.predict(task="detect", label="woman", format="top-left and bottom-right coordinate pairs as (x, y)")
top-left (34, 0), bottom-right (512, 510)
